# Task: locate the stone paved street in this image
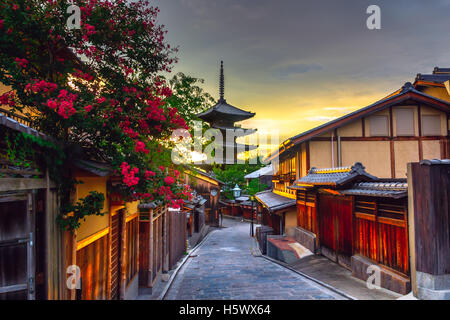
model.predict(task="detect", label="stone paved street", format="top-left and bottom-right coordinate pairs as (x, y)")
top-left (164, 218), bottom-right (346, 300)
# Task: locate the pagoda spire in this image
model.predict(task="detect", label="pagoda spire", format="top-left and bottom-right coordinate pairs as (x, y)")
top-left (219, 61), bottom-right (225, 102)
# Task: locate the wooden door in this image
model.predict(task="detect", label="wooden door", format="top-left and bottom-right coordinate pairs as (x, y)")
top-left (110, 211), bottom-right (121, 300)
top-left (0, 192), bottom-right (35, 300)
top-left (318, 195), bottom-right (353, 266)
top-left (318, 195), bottom-right (336, 252)
top-left (336, 197), bottom-right (353, 267)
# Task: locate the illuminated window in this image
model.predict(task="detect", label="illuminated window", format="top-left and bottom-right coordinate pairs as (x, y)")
top-left (369, 115), bottom-right (389, 136)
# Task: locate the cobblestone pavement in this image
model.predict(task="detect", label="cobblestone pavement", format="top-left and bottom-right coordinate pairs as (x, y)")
top-left (164, 218), bottom-right (346, 300)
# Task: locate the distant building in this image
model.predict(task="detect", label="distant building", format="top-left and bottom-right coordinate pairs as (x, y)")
top-left (244, 165), bottom-right (273, 189)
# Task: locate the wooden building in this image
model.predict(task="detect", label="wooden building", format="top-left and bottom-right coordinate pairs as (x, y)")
top-left (288, 163), bottom-right (411, 294)
top-left (257, 72), bottom-right (450, 295)
top-left (0, 110), bottom-right (59, 300)
top-left (63, 160), bottom-right (141, 300)
top-left (184, 168), bottom-right (223, 227)
top-left (244, 165), bottom-right (273, 190)
top-left (183, 194), bottom-right (207, 246)
top-left (255, 190), bottom-right (296, 236)
top-left (0, 109), bottom-right (143, 300)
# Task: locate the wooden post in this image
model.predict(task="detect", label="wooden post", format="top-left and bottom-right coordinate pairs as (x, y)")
top-left (163, 205), bottom-right (169, 273)
top-left (119, 210), bottom-right (126, 299)
top-left (148, 208), bottom-right (154, 288)
top-left (70, 230), bottom-right (77, 300)
top-left (106, 195), bottom-right (112, 300)
top-left (409, 160), bottom-right (450, 299)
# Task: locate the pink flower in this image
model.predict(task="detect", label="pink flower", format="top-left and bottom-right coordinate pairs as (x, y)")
top-left (84, 105), bottom-right (93, 112)
top-left (134, 141), bottom-right (149, 154)
top-left (97, 96), bottom-right (106, 104)
top-left (164, 176), bottom-right (175, 185)
top-left (46, 99), bottom-right (57, 109)
top-left (144, 170), bottom-right (155, 179)
top-left (15, 58), bottom-right (28, 68)
top-left (0, 20), bottom-right (4, 29)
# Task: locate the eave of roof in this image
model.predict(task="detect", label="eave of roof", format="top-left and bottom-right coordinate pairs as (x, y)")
top-left (187, 168), bottom-right (224, 185)
top-left (72, 159), bottom-right (113, 177)
top-left (211, 125), bottom-right (257, 136)
top-left (414, 80), bottom-right (446, 88)
top-left (255, 190), bottom-right (296, 212)
top-left (266, 83), bottom-right (450, 162)
top-left (341, 181), bottom-right (408, 199)
top-left (197, 100), bottom-right (255, 122)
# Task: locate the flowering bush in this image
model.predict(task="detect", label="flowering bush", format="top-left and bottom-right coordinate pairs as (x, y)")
top-left (0, 0), bottom-right (192, 228)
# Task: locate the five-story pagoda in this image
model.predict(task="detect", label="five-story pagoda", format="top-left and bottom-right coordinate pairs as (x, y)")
top-left (197, 61), bottom-right (257, 164)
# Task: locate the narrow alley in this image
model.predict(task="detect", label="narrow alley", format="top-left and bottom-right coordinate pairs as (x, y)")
top-left (164, 219), bottom-right (346, 300)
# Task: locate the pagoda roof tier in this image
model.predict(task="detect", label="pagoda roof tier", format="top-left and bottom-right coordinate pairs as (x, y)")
top-left (197, 100), bottom-right (255, 123)
top-left (211, 125), bottom-right (257, 136)
top-left (197, 61), bottom-right (255, 124)
top-left (221, 142), bottom-right (258, 151)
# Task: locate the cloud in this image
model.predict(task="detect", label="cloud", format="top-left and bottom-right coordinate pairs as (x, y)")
top-left (323, 106), bottom-right (358, 113)
top-left (272, 63), bottom-right (323, 78)
top-left (306, 116), bottom-right (339, 122)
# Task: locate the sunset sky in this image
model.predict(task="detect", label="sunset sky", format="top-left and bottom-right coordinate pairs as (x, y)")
top-left (156, 0), bottom-right (450, 144)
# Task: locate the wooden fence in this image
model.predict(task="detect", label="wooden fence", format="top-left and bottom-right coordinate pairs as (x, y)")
top-left (168, 209), bottom-right (187, 270)
top-left (139, 205), bottom-right (188, 288)
top-left (123, 213), bottom-right (139, 292)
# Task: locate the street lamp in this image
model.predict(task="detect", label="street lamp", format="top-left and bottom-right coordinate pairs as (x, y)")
top-left (232, 184), bottom-right (242, 199)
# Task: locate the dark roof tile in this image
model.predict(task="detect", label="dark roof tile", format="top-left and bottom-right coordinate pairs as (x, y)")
top-left (420, 159), bottom-right (450, 166)
top-left (342, 181), bottom-right (408, 199)
top-left (289, 162), bottom-right (377, 188)
top-left (255, 190), bottom-right (296, 212)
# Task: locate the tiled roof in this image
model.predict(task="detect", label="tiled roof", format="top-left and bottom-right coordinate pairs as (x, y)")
top-left (255, 190), bottom-right (296, 212)
top-left (289, 162), bottom-right (377, 188)
top-left (420, 159), bottom-right (450, 166)
top-left (416, 73), bottom-right (450, 83)
top-left (244, 165), bottom-right (273, 179)
top-left (341, 181), bottom-right (408, 199)
top-left (433, 67), bottom-right (450, 74)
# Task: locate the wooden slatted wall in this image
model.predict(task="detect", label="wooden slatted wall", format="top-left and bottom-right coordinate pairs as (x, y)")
top-left (76, 233), bottom-right (109, 300)
top-left (354, 197), bottom-right (409, 274)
